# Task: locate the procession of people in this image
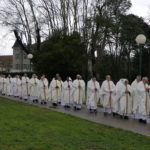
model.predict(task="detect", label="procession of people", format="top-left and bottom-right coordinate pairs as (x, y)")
top-left (0, 73), bottom-right (150, 124)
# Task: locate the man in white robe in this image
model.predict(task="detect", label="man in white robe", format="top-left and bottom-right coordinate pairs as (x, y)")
top-left (50, 75), bottom-right (62, 107)
top-left (136, 77), bottom-right (150, 124)
top-left (21, 74), bottom-right (30, 101)
top-left (131, 75), bottom-right (141, 117)
top-left (87, 76), bottom-right (100, 113)
top-left (6, 75), bottom-right (13, 96)
top-left (119, 79), bottom-right (132, 119)
top-left (13, 75), bottom-right (21, 97)
top-left (1, 75), bottom-right (7, 95)
top-left (29, 74), bottom-right (39, 103)
top-left (39, 74), bottom-right (49, 104)
top-left (101, 75), bottom-right (116, 115)
top-left (72, 74), bottom-right (85, 110)
top-left (62, 77), bottom-right (73, 108)
top-left (115, 79), bottom-right (126, 115)
top-left (0, 75), bottom-right (3, 94)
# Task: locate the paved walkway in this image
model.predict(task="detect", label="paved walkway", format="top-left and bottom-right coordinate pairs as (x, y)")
top-left (1, 95), bottom-right (150, 137)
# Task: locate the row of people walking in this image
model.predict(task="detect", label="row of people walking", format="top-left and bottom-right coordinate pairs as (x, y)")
top-left (0, 74), bottom-right (149, 124)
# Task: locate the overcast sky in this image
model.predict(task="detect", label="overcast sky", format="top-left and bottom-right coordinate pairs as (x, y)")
top-left (0, 0), bottom-right (149, 56)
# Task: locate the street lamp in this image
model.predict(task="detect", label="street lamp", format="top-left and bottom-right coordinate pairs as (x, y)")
top-left (27, 54), bottom-right (33, 72)
top-left (135, 34), bottom-right (146, 76)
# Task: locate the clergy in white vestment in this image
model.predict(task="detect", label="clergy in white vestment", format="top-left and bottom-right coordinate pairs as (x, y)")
top-left (13, 75), bottom-right (21, 97)
top-left (6, 75), bottom-right (13, 96)
top-left (115, 79), bottom-right (126, 115)
top-left (119, 79), bottom-right (132, 119)
top-left (87, 76), bottom-right (100, 113)
top-left (39, 74), bottom-right (49, 104)
top-left (62, 77), bottom-right (73, 108)
top-left (72, 74), bottom-right (85, 110)
top-left (131, 75), bottom-right (141, 116)
top-left (50, 75), bottom-right (62, 106)
top-left (29, 74), bottom-right (40, 103)
top-left (101, 75), bottom-right (116, 115)
top-left (136, 77), bottom-right (150, 124)
top-left (1, 75), bottom-right (7, 95)
top-left (21, 74), bottom-right (30, 100)
top-left (0, 75), bottom-right (3, 93)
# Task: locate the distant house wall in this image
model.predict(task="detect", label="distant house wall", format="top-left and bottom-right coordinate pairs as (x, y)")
top-left (12, 41), bottom-right (32, 72)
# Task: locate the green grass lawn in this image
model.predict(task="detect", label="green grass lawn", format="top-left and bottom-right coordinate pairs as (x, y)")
top-left (0, 97), bottom-right (150, 150)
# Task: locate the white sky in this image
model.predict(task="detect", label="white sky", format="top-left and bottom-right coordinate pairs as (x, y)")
top-left (0, 0), bottom-right (149, 56)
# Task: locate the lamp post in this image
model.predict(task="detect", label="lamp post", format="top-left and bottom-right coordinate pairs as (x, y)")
top-left (135, 34), bottom-right (146, 76)
top-left (27, 54), bottom-right (33, 72)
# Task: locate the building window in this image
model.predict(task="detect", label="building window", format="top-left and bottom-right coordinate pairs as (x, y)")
top-left (24, 54), bottom-right (27, 59)
top-left (16, 64), bottom-right (20, 70)
top-left (15, 54), bottom-right (20, 60)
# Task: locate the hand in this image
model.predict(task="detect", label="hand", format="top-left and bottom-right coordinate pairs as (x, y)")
top-left (110, 91), bottom-right (112, 94)
top-left (78, 85), bottom-right (81, 88)
top-left (56, 86), bottom-right (59, 89)
top-left (95, 88), bottom-right (97, 91)
top-left (68, 85), bottom-right (70, 88)
top-left (125, 91), bottom-right (129, 94)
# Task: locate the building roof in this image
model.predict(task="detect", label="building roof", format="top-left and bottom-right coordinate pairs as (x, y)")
top-left (0, 55), bottom-right (13, 68)
top-left (12, 41), bottom-right (20, 48)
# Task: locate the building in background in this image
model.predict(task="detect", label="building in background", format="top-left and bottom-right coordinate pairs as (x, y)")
top-left (0, 41), bottom-right (32, 73)
top-left (0, 55), bottom-right (13, 72)
top-left (12, 41), bottom-right (31, 72)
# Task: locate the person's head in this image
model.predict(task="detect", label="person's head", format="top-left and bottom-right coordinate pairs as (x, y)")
top-left (41, 74), bottom-right (45, 80)
top-left (24, 73), bottom-right (27, 77)
top-left (136, 75), bottom-right (141, 82)
top-left (142, 77), bottom-right (148, 84)
top-left (76, 74), bottom-right (81, 80)
top-left (8, 74), bottom-right (11, 78)
top-left (106, 75), bottom-right (111, 81)
top-left (32, 74), bottom-right (36, 78)
top-left (92, 76), bottom-right (96, 81)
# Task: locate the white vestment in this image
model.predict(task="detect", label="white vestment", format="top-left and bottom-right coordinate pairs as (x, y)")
top-left (131, 80), bottom-right (140, 114)
top-left (6, 77), bottom-right (13, 96)
top-left (119, 84), bottom-right (132, 116)
top-left (13, 78), bottom-right (21, 97)
top-left (1, 77), bottom-right (7, 95)
top-left (87, 80), bottom-right (100, 110)
top-left (29, 77), bottom-right (40, 100)
top-left (50, 79), bottom-right (62, 103)
top-left (39, 78), bottom-right (49, 101)
top-left (137, 81), bottom-right (150, 119)
top-left (21, 77), bottom-right (30, 99)
top-left (115, 79), bottom-right (126, 113)
top-left (72, 79), bottom-right (85, 108)
top-left (101, 80), bottom-right (116, 113)
top-left (62, 80), bottom-right (73, 106)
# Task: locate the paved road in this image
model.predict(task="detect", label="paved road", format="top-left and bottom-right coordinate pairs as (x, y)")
top-left (1, 95), bottom-right (150, 137)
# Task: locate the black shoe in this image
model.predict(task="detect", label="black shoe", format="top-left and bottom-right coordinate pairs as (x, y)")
top-left (77, 108), bottom-right (81, 110)
top-left (113, 112), bottom-right (116, 117)
top-left (41, 102), bottom-right (43, 105)
top-left (124, 116), bottom-right (129, 120)
top-left (67, 106), bottom-right (70, 108)
top-left (53, 103), bottom-right (57, 107)
top-left (74, 107), bottom-right (77, 111)
top-left (139, 119), bottom-right (142, 123)
top-left (120, 115), bottom-right (123, 119)
top-left (94, 109), bottom-right (97, 115)
top-left (36, 100), bottom-right (38, 103)
top-left (142, 120), bottom-right (147, 124)
top-left (33, 100), bottom-right (35, 103)
top-left (104, 112), bottom-right (108, 116)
